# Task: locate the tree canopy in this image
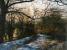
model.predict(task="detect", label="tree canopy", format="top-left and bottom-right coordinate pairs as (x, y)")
top-left (41, 8), bottom-right (65, 35)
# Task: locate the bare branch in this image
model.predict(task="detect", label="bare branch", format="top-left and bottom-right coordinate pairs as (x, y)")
top-left (44, 2), bottom-right (51, 16)
top-left (8, 0), bottom-right (34, 8)
top-left (33, 2), bottom-right (51, 20)
top-left (59, 0), bottom-right (67, 5)
top-left (6, 0), bottom-right (10, 6)
top-left (48, 0), bottom-right (67, 5)
top-left (7, 11), bottom-right (34, 20)
top-left (54, 0), bottom-right (67, 5)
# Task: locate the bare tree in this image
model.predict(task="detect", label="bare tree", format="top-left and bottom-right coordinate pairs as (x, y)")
top-left (0, 0), bottom-right (34, 43)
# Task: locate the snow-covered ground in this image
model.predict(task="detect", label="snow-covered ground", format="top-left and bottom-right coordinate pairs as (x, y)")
top-left (0, 34), bottom-right (64, 50)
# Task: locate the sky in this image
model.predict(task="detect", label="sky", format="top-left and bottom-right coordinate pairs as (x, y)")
top-left (14, 0), bottom-right (67, 10)
top-left (13, 0), bottom-right (67, 18)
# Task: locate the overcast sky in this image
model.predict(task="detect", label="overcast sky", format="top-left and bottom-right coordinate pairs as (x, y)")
top-left (13, 0), bottom-right (67, 17)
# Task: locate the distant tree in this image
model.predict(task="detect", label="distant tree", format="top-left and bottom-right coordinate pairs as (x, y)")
top-left (6, 16), bottom-right (15, 41)
top-left (15, 17), bottom-right (24, 39)
top-left (24, 21), bottom-right (36, 37)
top-left (41, 8), bottom-right (65, 40)
top-left (6, 21), bottom-right (14, 41)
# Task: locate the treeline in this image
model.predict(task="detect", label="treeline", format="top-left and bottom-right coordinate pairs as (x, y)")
top-left (37, 8), bottom-right (66, 41)
top-left (0, 8), bottom-right (66, 43)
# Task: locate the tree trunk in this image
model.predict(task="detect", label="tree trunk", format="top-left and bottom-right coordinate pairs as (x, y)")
top-left (0, 7), bottom-right (7, 43)
top-left (0, 13), bottom-right (6, 43)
